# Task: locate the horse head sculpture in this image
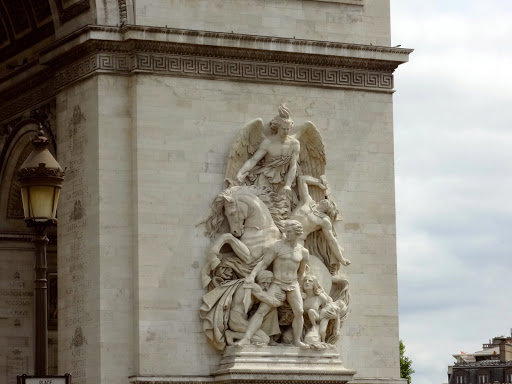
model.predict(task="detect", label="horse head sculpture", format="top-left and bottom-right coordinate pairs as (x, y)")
top-left (222, 194), bottom-right (249, 238)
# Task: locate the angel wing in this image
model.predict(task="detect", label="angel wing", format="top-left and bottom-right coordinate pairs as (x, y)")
top-left (224, 118), bottom-right (266, 187)
top-left (292, 121), bottom-right (326, 201)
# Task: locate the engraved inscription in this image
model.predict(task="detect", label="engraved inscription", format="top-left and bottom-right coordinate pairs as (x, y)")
top-left (60, 104), bottom-right (90, 384)
top-left (6, 356), bottom-right (28, 384)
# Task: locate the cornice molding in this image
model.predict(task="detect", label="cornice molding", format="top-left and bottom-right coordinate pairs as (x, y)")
top-left (40, 25), bottom-right (412, 60)
top-left (0, 25), bottom-right (412, 123)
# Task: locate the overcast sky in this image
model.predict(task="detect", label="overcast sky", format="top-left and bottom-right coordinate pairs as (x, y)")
top-left (391, 1), bottom-right (512, 383)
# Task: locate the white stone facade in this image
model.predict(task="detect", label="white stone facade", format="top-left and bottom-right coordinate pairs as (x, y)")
top-left (0, 1), bottom-right (410, 383)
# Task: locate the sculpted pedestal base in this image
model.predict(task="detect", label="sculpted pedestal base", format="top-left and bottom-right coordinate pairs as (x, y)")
top-left (213, 345), bottom-right (356, 384)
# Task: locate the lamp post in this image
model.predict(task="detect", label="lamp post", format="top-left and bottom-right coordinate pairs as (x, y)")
top-left (17, 127), bottom-right (65, 376)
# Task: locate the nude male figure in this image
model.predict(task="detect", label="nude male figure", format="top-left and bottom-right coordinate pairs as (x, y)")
top-left (290, 175), bottom-right (350, 273)
top-left (236, 105), bottom-right (300, 197)
top-left (225, 270), bottom-right (284, 346)
top-left (236, 220), bottom-right (310, 348)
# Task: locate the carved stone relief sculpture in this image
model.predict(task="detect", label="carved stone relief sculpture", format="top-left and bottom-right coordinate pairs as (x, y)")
top-left (200, 105), bottom-right (350, 353)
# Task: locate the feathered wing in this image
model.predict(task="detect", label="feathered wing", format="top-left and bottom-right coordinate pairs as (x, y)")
top-left (292, 121), bottom-right (326, 201)
top-left (224, 118), bottom-right (265, 187)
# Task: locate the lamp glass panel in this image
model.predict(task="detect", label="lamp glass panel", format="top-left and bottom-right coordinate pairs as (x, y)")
top-left (28, 186), bottom-right (56, 220)
top-left (51, 188), bottom-right (60, 218)
top-left (20, 187), bottom-right (30, 219)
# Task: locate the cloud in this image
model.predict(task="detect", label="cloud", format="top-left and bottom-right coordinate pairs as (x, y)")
top-left (391, 1), bottom-right (512, 383)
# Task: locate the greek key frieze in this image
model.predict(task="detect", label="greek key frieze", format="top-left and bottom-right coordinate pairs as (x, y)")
top-left (129, 53), bottom-right (393, 90)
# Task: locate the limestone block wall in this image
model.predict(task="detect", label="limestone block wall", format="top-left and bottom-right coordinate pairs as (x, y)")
top-left (0, 244), bottom-right (34, 384)
top-left (134, 0), bottom-right (391, 46)
top-left (96, 75), bottom-right (135, 381)
top-left (57, 77), bottom-right (102, 384)
top-left (3, 54), bottom-right (403, 384)
top-left (131, 74), bottom-right (399, 378)
top-left (0, 1), bottom-right (407, 383)
top-left (57, 75), bottom-right (135, 384)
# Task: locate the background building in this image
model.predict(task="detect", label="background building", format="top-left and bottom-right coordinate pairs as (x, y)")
top-left (448, 331), bottom-right (512, 384)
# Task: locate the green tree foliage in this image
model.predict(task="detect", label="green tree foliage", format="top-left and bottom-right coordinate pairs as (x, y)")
top-left (400, 340), bottom-right (415, 384)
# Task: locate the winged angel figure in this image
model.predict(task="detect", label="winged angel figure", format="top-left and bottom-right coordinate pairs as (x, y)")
top-left (200, 104), bottom-right (350, 351)
top-left (225, 104), bottom-right (326, 205)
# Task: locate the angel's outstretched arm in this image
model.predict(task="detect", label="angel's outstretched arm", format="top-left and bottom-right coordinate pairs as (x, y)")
top-left (283, 142), bottom-right (300, 191)
top-left (236, 145), bottom-right (268, 182)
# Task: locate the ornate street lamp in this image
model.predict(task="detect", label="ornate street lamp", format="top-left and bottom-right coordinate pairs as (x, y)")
top-left (17, 127), bottom-right (65, 376)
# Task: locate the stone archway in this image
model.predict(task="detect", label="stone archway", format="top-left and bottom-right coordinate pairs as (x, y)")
top-left (0, 0), bottom-right (130, 64)
top-left (0, 117), bottom-right (57, 230)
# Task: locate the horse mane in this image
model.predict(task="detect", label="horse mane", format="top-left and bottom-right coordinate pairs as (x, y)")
top-left (245, 185), bottom-right (289, 232)
top-left (202, 185), bottom-right (289, 237)
top-left (202, 188), bottom-right (234, 238)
